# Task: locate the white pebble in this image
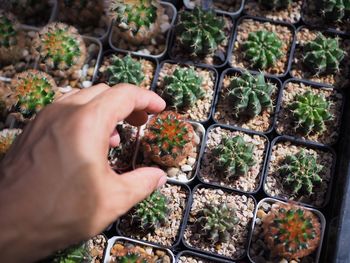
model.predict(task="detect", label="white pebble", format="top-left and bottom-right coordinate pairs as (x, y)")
top-left (181, 164), bottom-right (192, 172)
top-left (178, 173), bottom-right (188, 182)
top-left (59, 86), bottom-right (73, 93)
top-left (187, 157), bottom-right (196, 166)
top-left (160, 22), bottom-right (171, 33)
top-left (22, 49), bottom-right (29, 57)
top-left (82, 81), bottom-right (92, 88)
top-left (139, 49), bottom-right (151, 55)
top-left (166, 167), bottom-right (179, 178)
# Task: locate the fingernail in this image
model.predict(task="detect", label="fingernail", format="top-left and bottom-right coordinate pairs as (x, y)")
top-left (157, 175), bottom-right (167, 188)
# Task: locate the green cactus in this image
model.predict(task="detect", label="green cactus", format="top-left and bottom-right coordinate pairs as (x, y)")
top-left (227, 71), bottom-right (275, 118)
top-left (162, 67), bottom-right (204, 110)
top-left (279, 150), bottom-right (323, 196)
top-left (51, 243), bottom-right (92, 263)
top-left (319, 0), bottom-right (350, 22)
top-left (176, 7), bottom-right (226, 56)
top-left (259, 0), bottom-right (292, 10)
top-left (12, 70), bottom-right (56, 117)
top-left (303, 33), bottom-right (345, 75)
top-left (0, 12), bottom-right (17, 48)
top-left (290, 90), bottom-right (333, 135)
top-left (212, 135), bottom-right (255, 181)
top-left (132, 190), bottom-right (168, 230)
top-left (196, 203), bottom-right (238, 244)
top-left (243, 30), bottom-right (283, 69)
top-left (116, 253), bottom-right (149, 263)
top-left (106, 54), bottom-right (145, 86)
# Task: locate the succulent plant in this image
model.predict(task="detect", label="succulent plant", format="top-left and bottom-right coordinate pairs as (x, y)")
top-left (11, 70), bottom-right (56, 117)
top-left (162, 67), bottom-right (204, 110)
top-left (0, 129), bottom-right (21, 160)
top-left (279, 150), bottom-right (323, 196)
top-left (290, 90), bottom-right (333, 135)
top-left (116, 253), bottom-right (149, 263)
top-left (175, 7), bottom-right (226, 56)
top-left (227, 71), bottom-right (275, 118)
top-left (262, 203), bottom-right (321, 259)
top-left (212, 135), bottom-right (255, 181)
top-left (258, 0), bottom-right (292, 10)
top-left (34, 22), bottom-right (87, 75)
top-left (106, 54), bottom-right (145, 86)
top-left (303, 33), bottom-right (345, 75)
top-left (243, 30), bottom-right (283, 69)
top-left (51, 243), bottom-right (92, 263)
top-left (196, 203), bottom-right (238, 244)
top-left (319, 0), bottom-right (350, 22)
top-left (142, 111), bottom-right (196, 167)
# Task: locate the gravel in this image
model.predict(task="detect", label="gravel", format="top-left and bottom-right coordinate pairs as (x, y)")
top-left (86, 235), bottom-right (107, 263)
top-left (178, 255), bottom-right (216, 263)
top-left (185, 0), bottom-right (242, 14)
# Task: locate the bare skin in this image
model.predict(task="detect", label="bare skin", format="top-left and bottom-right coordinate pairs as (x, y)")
top-left (0, 83), bottom-right (167, 263)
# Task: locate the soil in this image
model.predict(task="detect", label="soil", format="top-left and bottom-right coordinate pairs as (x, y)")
top-left (199, 127), bottom-right (267, 193)
top-left (231, 18), bottom-right (294, 76)
top-left (155, 63), bottom-right (216, 122)
top-left (185, 0), bottom-right (242, 14)
top-left (86, 235), bottom-right (107, 263)
top-left (214, 71), bottom-right (279, 132)
top-left (184, 187), bottom-right (255, 260)
top-left (264, 140), bottom-right (334, 207)
top-left (178, 255), bottom-right (217, 263)
top-left (290, 27), bottom-right (350, 89)
top-left (118, 184), bottom-right (189, 247)
top-left (276, 81), bottom-right (343, 145)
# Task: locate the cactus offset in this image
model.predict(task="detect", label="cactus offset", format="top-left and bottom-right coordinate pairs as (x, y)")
top-left (162, 67), bottom-right (204, 110)
top-left (142, 111), bottom-right (196, 167)
top-left (227, 71), bottom-right (275, 118)
top-left (51, 243), bottom-right (92, 263)
top-left (262, 203), bottom-right (321, 259)
top-left (106, 54), bottom-right (144, 86)
top-left (176, 7), bottom-right (226, 56)
top-left (290, 90), bottom-right (333, 135)
top-left (320, 0), bottom-right (350, 22)
top-left (11, 70), bottom-right (56, 117)
top-left (196, 203), bottom-right (238, 244)
top-left (303, 33), bottom-right (345, 75)
top-left (259, 0), bottom-right (292, 10)
top-left (213, 136), bottom-right (255, 181)
top-left (279, 150), bottom-right (323, 196)
top-left (243, 30), bottom-right (283, 69)
top-left (0, 129), bottom-right (21, 160)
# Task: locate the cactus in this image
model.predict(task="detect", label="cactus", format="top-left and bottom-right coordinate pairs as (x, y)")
top-left (162, 67), bottom-right (204, 110)
top-left (175, 7), bottom-right (226, 56)
top-left (243, 30), bottom-right (283, 69)
top-left (108, 0), bottom-right (164, 45)
top-left (11, 70), bottom-right (56, 117)
top-left (279, 150), bottom-right (323, 196)
top-left (227, 71), bottom-right (275, 118)
top-left (262, 203), bottom-right (321, 259)
top-left (116, 253), bottom-right (149, 263)
top-left (106, 54), bottom-right (145, 86)
top-left (51, 243), bottom-right (92, 263)
top-left (259, 0), bottom-right (292, 10)
top-left (212, 135), bottom-right (255, 181)
top-left (142, 111), bottom-right (196, 167)
top-left (0, 129), bottom-right (21, 160)
top-left (290, 90), bottom-right (333, 135)
top-left (34, 22), bottom-right (87, 75)
top-left (303, 33), bottom-right (345, 75)
top-left (196, 203), bottom-right (238, 244)
top-left (319, 0), bottom-right (350, 22)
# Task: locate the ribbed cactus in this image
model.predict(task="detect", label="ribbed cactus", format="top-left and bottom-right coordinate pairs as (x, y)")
top-left (34, 22), bottom-right (87, 74)
top-left (279, 150), bottom-right (323, 196)
top-left (162, 67), bottom-right (204, 110)
top-left (11, 70), bottom-right (56, 117)
top-left (290, 90), bottom-right (333, 135)
top-left (303, 33), bottom-right (345, 75)
top-left (196, 203), bottom-right (238, 244)
top-left (212, 136), bottom-right (255, 181)
top-left (116, 253), bottom-right (148, 263)
top-left (320, 0), bottom-right (350, 22)
top-left (227, 71), bottom-right (275, 118)
top-left (262, 203), bottom-right (321, 259)
top-left (132, 190), bottom-right (168, 230)
top-left (0, 129), bottom-right (21, 160)
top-left (243, 30), bottom-right (283, 69)
top-left (142, 111), bottom-right (196, 167)
top-left (175, 7), bottom-right (226, 56)
top-left (51, 243), bottom-right (92, 263)
top-left (259, 0), bottom-right (292, 10)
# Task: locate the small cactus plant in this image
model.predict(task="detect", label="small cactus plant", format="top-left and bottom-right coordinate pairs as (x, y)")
top-left (196, 203), bottom-right (238, 244)
top-left (212, 135), bottom-right (255, 181)
top-left (0, 129), bottom-right (21, 160)
top-left (116, 253), bottom-right (149, 263)
top-left (131, 190), bottom-right (168, 231)
top-left (279, 150), bottom-right (323, 196)
top-left (243, 30), bottom-right (283, 69)
top-left (162, 67), bottom-right (204, 110)
top-left (258, 0), bottom-right (292, 10)
top-left (33, 22), bottom-right (87, 75)
top-left (106, 54), bottom-right (145, 86)
top-left (175, 7), bottom-right (226, 56)
top-left (320, 0), bottom-right (350, 22)
top-left (290, 90), bottom-right (333, 135)
top-left (142, 111), bottom-right (196, 167)
top-left (51, 243), bottom-right (92, 263)
top-left (227, 71), bottom-right (275, 118)
top-left (11, 70), bottom-right (56, 117)
top-left (262, 203), bottom-right (321, 259)
top-left (303, 33), bottom-right (345, 75)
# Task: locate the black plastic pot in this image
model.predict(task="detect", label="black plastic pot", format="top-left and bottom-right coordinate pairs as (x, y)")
top-left (197, 123), bottom-right (270, 195)
top-left (212, 67), bottom-right (282, 135)
top-left (176, 250), bottom-right (235, 262)
top-left (228, 15), bottom-right (296, 79)
top-left (262, 135), bottom-right (337, 209)
top-left (116, 181), bottom-right (193, 250)
top-left (183, 0), bottom-right (245, 18)
top-left (182, 184), bottom-right (257, 261)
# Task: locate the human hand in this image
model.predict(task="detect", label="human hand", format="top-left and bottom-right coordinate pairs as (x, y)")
top-left (0, 83), bottom-right (167, 263)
